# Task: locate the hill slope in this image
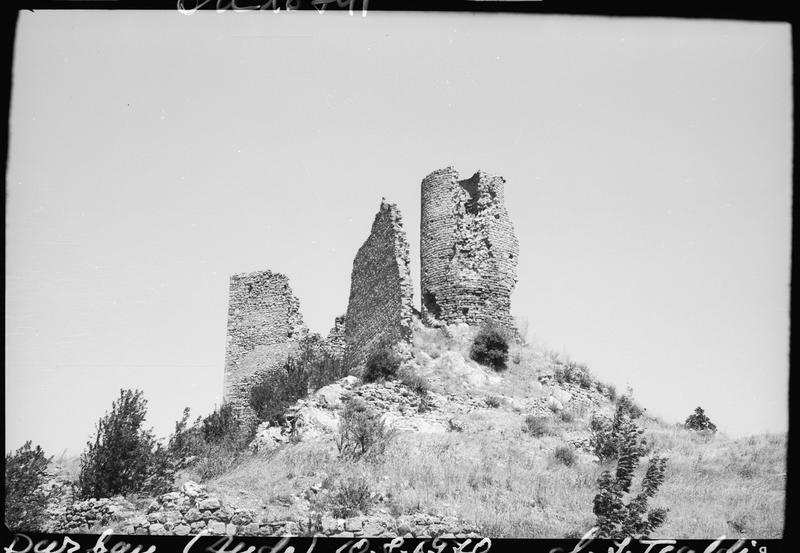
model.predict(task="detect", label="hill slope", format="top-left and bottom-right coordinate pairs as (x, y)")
top-left (185, 321), bottom-right (786, 538)
top-left (44, 321), bottom-right (785, 538)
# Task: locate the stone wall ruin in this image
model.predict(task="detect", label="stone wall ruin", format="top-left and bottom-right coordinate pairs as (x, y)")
top-left (223, 270), bottom-right (308, 422)
top-left (420, 167), bottom-right (519, 334)
top-left (344, 200), bottom-right (414, 369)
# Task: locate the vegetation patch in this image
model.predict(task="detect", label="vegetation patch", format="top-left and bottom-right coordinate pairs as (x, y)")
top-left (5, 441), bottom-right (52, 531)
top-left (470, 325), bottom-right (510, 371)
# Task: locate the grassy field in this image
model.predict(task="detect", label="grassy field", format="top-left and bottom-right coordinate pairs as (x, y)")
top-left (194, 403), bottom-right (785, 538)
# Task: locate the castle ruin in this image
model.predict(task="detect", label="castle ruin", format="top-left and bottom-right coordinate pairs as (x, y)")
top-left (222, 167), bottom-right (518, 406)
top-left (420, 167), bottom-right (519, 334)
top-left (223, 270), bottom-right (307, 422)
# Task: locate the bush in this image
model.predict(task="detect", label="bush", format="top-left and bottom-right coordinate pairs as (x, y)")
top-left (590, 393), bottom-right (648, 463)
top-left (78, 389), bottom-right (174, 499)
top-left (166, 405), bottom-right (253, 481)
top-left (248, 338), bottom-right (349, 424)
top-left (470, 325), bottom-right (509, 371)
top-left (201, 403), bottom-right (243, 444)
top-left (559, 410), bottom-right (575, 423)
top-left (554, 445), bottom-right (577, 466)
top-left (330, 474), bottom-right (374, 518)
top-left (335, 396), bottom-right (395, 461)
top-left (553, 361), bottom-right (596, 389)
top-left (593, 426), bottom-right (668, 538)
top-left (398, 365), bottom-right (430, 396)
top-left (523, 415), bottom-right (551, 437)
top-left (249, 358), bottom-right (308, 424)
top-left (684, 406), bottom-right (717, 433)
top-left (485, 395), bottom-right (502, 408)
top-left (4, 441), bottom-right (52, 531)
top-left (362, 346), bottom-right (401, 383)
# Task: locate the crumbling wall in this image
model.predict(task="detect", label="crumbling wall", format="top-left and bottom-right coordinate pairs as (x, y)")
top-left (324, 315), bottom-right (347, 357)
top-left (420, 167), bottom-right (519, 334)
top-left (344, 200), bottom-right (414, 369)
top-left (224, 270), bottom-right (307, 422)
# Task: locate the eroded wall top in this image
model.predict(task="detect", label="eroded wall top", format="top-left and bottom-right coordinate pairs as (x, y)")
top-left (344, 200), bottom-right (414, 369)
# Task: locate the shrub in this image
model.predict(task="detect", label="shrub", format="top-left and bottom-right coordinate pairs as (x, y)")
top-left (200, 403), bottom-right (239, 444)
top-left (470, 325), bottom-right (509, 371)
top-left (167, 408), bottom-right (203, 468)
top-left (554, 445), bottom-right (577, 466)
top-left (166, 405), bottom-right (253, 481)
top-left (249, 359), bottom-right (308, 424)
top-left (398, 365), bottom-right (430, 396)
top-left (559, 410), bottom-right (575, 423)
top-left (684, 406), bottom-right (717, 433)
top-left (78, 389), bottom-right (173, 498)
top-left (604, 383), bottom-right (618, 402)
top-left (335, 396), bottom-right (396, 461)
top-left (191, 443), bottom-right (242, 480)
top-left (524, 415), bottom-right (551, 437)
top-left (4, 441), bottom-right (52, 531)
top-left (593, 427), bottom-right (668, 538)
top-left (248, 338), bottom-right (349, 425)
top-left (294, 335), bottom-right (350, 391)
top-left (485, 395), bottom-right (502, 408)
top-left (574, 365), bottom-right (593, 389)
top-left (363, 346), bottom-right (401, 383)
top-left (330, 474), bottom-right (374, 518)
top-left (590, 392), bottom-right (648, 463)
top-left (553, 361), bottom-right (596, 390)
top-left (307, 350), bottom-right (349, 390)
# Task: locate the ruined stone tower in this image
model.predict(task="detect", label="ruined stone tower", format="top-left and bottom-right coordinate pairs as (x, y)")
top-left (420, 167), bottom-right (519, 334)
top-left (223, 270), bottom-right (307, 421)
top-left (344, 200), bottom-right (414, 369)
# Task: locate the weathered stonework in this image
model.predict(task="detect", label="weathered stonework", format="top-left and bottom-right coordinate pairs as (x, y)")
top-left (324, 315), bottom-right (347, 357)
top-left (344, 200), bottom-right (414, 369)
top-left (420, 167), bottom-right (519, 334)
top-left (224, 270), bottom-right (307, 422)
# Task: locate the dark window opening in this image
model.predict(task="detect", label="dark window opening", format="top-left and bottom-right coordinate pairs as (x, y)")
top-left (422, 290), bottom-right (443, 319)
top-left (459, 174), bottom-right (482, 215)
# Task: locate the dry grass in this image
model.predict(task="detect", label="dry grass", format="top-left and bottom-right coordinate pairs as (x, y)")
top-left (199, 401), bottom-right (785, 538)
top-left (186, 330), bottom-right (785, 538)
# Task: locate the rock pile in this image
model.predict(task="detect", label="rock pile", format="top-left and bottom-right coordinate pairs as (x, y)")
top-left (54, 496), bottom-right (137, 533)
top-left (308, 512), bottom-right (482, 538)
top-left (41, 470), bottom-right (79, 532)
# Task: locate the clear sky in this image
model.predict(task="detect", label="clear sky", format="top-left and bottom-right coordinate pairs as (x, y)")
top-left (5, 11), bottom-right (791, 455)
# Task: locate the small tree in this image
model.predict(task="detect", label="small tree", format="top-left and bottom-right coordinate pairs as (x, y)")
top-left (4, 441), bottom-right (52, 531)
top-left (78, 389), bottom-right (173, 498)
top-left (335, 396), bottom-right (395, 461)
top-left (470, 325), bottom-right (509, 371)
top-left (592, 394), bottom-right (668, 539)
top-left (590, 392), bottom-right (647, 463)
top-left (684, 406), bottom-right (717, 433)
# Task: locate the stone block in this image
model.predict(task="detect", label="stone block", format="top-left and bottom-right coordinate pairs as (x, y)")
top-left (207, 521), bottom-right (227, 535)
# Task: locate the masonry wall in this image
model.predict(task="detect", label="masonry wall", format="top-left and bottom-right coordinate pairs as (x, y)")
top-left (224, 270), bottom-right (307, 421)
top-left (420, 167), bottom-right (519, 334)
top-left (344, 201), bottom-right (414, 369)
top-left (324, 315), bottom-right (347, 358)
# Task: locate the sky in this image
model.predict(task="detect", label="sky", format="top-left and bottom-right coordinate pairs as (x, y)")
top-left (5, 11), bottom-right (792, 456)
